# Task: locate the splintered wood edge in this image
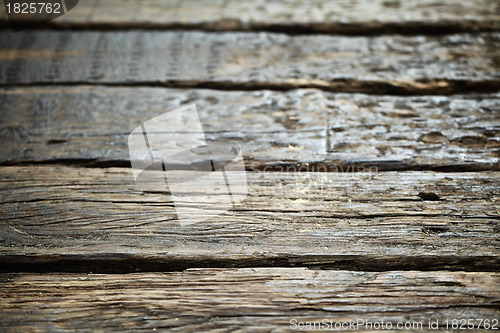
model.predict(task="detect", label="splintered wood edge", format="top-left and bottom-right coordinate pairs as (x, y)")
top-left (0, 166), bottom-right (498, 272)
top-left (0, 269), bottom-right (498, 331)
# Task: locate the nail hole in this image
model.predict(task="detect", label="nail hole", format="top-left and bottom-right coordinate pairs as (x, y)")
top-left (418, 192), bottom-right (440, 201)
top-left (47, 139), bottom-right (67, 145)
top-left (422, 226), bottom-right (449, 234)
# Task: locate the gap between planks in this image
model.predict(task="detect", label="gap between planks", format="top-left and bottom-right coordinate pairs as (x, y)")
top-left (1, 79), bottom-right (499, 96)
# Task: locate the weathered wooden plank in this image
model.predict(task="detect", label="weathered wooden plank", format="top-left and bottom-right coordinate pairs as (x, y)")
top-left (0, 269), bottom-right (498, 332)
top-left (0, 31), bottom-right (498, 94)
top-left (0, 166), bottom-right (498, 271)
top-left (0, 87), bottom-right (498, 170)
top-left (1, 0), bottom-right (498, 34)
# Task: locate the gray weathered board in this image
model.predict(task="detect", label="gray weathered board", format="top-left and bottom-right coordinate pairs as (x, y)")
top-left (0, 0), bottom-right (498, 34)
top-left (0, 269), bottom-right (499, 331)
top-left (0, 31), bottom-right (498, 94)
top-left (0, 87), bottom-right (498, 170)
top-left (1, 166), bottom-right (498, 272)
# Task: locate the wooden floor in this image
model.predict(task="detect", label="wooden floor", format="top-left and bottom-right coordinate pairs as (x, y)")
top-left (0, 1), bottom-right (499, 331)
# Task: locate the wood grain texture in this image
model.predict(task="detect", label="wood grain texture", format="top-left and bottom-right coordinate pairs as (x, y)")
top-left (0, 1), bottom-right (498, 331)
top-left (0, 166), bottom-right (498, 272)
top-left (0, 87), bottom-right (498, 170)
top-left (0, 31), bottom-right (498, 94)
top-left (1, 0), bottom-right (498, 34)
top-left (0, 269), bottom-right (499, 332)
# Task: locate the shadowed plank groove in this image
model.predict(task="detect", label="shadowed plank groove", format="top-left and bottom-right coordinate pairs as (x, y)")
top-left (0, 269), bottom-right (499, 331)
top-left (0, 31), bottom-right (498, 94)
top-left (0, 0), bottom-right (498, 34)
top-left (0, 166), bottom-right (498, 272)
top-left (0, 87), bottom-right (498, 170)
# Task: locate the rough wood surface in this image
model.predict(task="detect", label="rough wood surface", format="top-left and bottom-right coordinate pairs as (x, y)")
top-left (0, 166), bottom-right (498, 272)
top-left (1, 0), bottom-right (498, 34)
top-left (1, 87), bottom-right (499, 171)
top-left (0, 1), bottom-right (498, 332)
top-left (0, 31), bottom-right (498, 94)
top-left (0, 269), bottom-right (498, 332)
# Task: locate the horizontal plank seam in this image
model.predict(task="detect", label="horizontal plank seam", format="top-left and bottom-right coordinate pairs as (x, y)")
top-left (0, 255), bottom-right (499, 274)
top-left (1, 160), bottom-right (498, 172)
top-left (1, 80), bottom-right (499, 96)
top-left (0, 25), bottom-right (499, 36)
